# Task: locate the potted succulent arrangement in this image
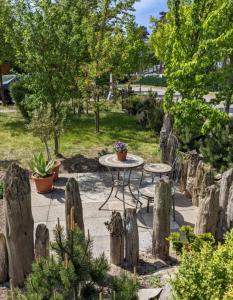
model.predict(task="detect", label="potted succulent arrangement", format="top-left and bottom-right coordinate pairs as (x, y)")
top-left (30, 153), bottom-right (55, 193)
top-left (113, 141), bottom-right (128, 161)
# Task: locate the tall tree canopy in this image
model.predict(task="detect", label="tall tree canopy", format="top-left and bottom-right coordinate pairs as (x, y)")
top-left (150, 0), bottom-right (233, 111)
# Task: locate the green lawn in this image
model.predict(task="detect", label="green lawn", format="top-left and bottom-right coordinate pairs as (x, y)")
top-left (0, 110), bottom-right (159, 171)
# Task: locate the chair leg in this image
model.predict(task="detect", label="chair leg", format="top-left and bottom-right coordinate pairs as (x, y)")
top-left (172, 195), bottom-right (175, 221)
top-left (147, 199), bottom-right (150, 213)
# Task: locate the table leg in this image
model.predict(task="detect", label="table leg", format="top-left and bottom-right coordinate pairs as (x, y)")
top-left (99, 167), bottom-right (115, 210)
top-left (122, 169), bottom-right (126, 213)
top-left (128, 168), bottom-right (143, 206)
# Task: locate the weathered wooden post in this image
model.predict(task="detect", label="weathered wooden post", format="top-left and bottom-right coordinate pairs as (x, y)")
top-left (4, 163), bottom-right (34, 287)
top-left (125, 208), bottom-right (139, 268)
top-left (0, 233), bottom-right (8, 283)
top-left (105, 211), bottom-right (124, 266)
top-left (152, 178), bottom-right (171, 260)
top-left (65, 177), bottom-right (84, 233)
top-left (180, 156), bottom-right (189, 193)
top-left (195, 184), bottom-right (219, 238)
top-left (216, 169), bottom-right (233, 241)
top-left (35, 224), bottom-right (50, 260)
top-left (159, 113), bottom-right (172, 163)
top-left (186, 150), bottom-right (201, 198)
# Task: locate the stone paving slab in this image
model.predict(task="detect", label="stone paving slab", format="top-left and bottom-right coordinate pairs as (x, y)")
top-left (31, 172), bottom-right (197, 259)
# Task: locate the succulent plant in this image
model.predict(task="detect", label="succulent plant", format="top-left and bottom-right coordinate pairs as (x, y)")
top-left (30, 153), bottom-right (55, 178)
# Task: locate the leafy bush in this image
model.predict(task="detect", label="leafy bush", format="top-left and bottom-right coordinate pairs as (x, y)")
top-left (172, 99), bottom-right (228, 150)
top-left (110, 272), bottom-right (139, 300)
top-left (170, 228), bottom-right (233, 300)
top-left (9, 77), bottom-right (32, 120)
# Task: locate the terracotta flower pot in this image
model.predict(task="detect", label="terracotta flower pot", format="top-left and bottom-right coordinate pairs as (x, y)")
top-left (52, 160), bottom-right (61, 181)
top-left (32, 173), bottom-right (54, 194)
top-left (117, 151), bottom-right (127, 161)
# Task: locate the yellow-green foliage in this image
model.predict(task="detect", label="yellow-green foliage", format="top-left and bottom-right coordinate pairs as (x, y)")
top-left (171, 229), bottom-right (233, 300)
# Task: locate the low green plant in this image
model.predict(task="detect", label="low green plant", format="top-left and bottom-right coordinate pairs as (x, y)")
top-left (170, 228), bottom-right (233, 300)
top-left (147, 275), bottom-right (162, 288)
top-left (110, 272), bottom-right (139, 300)
top-left (29, 153), bottom-right (54, 178)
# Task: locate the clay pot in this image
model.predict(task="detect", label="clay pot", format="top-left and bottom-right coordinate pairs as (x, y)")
top-left (52, 160), bottom-right (61, 181)
top-left (32, 173), bottom-right (54, 194)
top-left (117, 152), bottom-right (127, 161)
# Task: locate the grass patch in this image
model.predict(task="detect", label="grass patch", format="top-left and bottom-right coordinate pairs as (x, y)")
top-left (0, 110), bottom-right (159, 170)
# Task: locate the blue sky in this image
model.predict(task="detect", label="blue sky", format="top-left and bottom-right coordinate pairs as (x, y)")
top-left (134, 0), bottom-right (167, 29)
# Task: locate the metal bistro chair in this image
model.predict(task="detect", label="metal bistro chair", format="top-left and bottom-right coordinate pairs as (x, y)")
top-left (137, 157), bottom-right (181, 221)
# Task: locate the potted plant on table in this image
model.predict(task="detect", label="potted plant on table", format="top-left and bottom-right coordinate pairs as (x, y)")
top-left (30, 153), bottom-right (55, 193)
top-left (113, 141), bottom-right (128, 161)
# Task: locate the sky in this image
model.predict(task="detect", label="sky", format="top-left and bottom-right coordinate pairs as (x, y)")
top-left (134, 0), bottom-right (167, 29)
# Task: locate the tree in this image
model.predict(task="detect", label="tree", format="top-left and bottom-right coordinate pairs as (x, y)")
top-left (0, 0), bottom-right (14, 104)
top-left (11, 0), bottom-right (89, 155)
top-left (82, 0), bottom-right (137, 133)
top-left (150, 0), bottom-right (233, 111)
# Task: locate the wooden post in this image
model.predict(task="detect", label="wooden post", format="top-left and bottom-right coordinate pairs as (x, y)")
top-left (125, 208), bottom-right (139, 268)
top-left (35, 224), bottom-right (50, 260)
top-left (152, 178), bottom-right (171, 260)
top-left (216, 169), bottom-right (233, 241)
top-left (180, 156), bottom-right (189, 193)
top-left (4, 163), bottom-right (34, 287)
top-left (186, 151), bottom-right (201, 198)
top-left (159, 113), bottom-right (172, 163)
top-left (105, 211), bottom-right (124, 266)
top-left (195, 185), bottom-right (219, 238)
top-left (65, 177), bottom-right (84, 233)
top-left (0, 233), bottom-right (8, 283)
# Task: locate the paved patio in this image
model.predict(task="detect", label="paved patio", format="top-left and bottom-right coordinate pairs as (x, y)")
top-left (31, 172), bottom-right (198, 259)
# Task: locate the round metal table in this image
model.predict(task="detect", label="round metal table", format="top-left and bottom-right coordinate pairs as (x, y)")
top-left (99, 153), bottom-right (144, 212)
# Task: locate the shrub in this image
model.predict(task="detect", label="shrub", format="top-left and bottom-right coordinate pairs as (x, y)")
top-left (170, 228), bottom-right (233, 300)
top-left (110, 272), bottom-right (139, 300)
top-left (9, 77), bottom-right (31, 120)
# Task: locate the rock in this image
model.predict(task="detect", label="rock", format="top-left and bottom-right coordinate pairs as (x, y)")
top-left (138, 288), bottom-right (163, 300)
top-left (159, 284), bottom-right (172, 300)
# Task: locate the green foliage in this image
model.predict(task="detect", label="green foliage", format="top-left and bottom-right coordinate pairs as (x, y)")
top-left (110, 272), bottom-right (140, 300)
top-left (172, 99), bottom-right (228, 149)
top-left (0, 180), bottom-right (3, 199)
top-left (29, 153), bottom-right (54, 178)
top-left (124, 95), bottom-right (164, 133)
top-left (147, 275), bottom-right (162, 288)
top-left (168, 225), bottom-right (215, 255)
top-left (137, 76), bottom-right (167, 87)
top-left (17, 225), bottom-right (109, 299)
top-left (9, 77), bottom-right (31, 120)
top-left (150, 0), bottom-right (233, 108)
top-left (171, 229), bottom-right (233, 300)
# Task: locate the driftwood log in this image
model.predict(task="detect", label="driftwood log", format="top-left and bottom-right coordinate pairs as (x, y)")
top-left (35, 224), bottom-right (50, 260)
top-left (160, 113), bottom-right (172, 163)
top-left (216, 169), bottom-right (233, 241)
top-left (0, 233), bottom-right (8, 283)
top-left (4, 163), bottom-right (34, 287)
top-left (152, 178), bottom-right (171, 260)
top-left (105, 211), bottom-right (124, 266)
top-left (195, 184), bottom-right (219, 238)
top-left (186, 151), bottom-right (201, 198)
top-left (125, 208), bottom-right (139, 268)
top-left (65, 177), bottom-right (84, 233)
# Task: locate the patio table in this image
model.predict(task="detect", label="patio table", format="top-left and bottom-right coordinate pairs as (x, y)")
top-left (98, 153), bottom-right (144, 212)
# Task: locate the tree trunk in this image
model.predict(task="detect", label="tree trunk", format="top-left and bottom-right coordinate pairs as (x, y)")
top-left (216, 168), bottom-right (233, 241)
top-left (125, 208), bottom-right (139, 268)
top-left (152, 178), bottom-right (171, 261)
top-left (105, 211), bottom-right (124, 266)
top-left (159, 113), bottom-right (172, 163)
top-left (54, 129), bottom-right (60, 156)
top-left (65, 177), bottom-right (84, 233)
top-left (4, 163), bottom-right (34, 287)
top-left (0, 233), bottom-right (8, 283)
top-left (0, 72), bottom-right (6, 105)
top-left (195, 184), bottom-right (219, 238)
top-left (35, 224), bottom-right (50, 260)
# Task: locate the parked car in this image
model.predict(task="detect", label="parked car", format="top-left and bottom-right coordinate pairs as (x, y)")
top-left (0, 74), bottom-right (17, 104)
